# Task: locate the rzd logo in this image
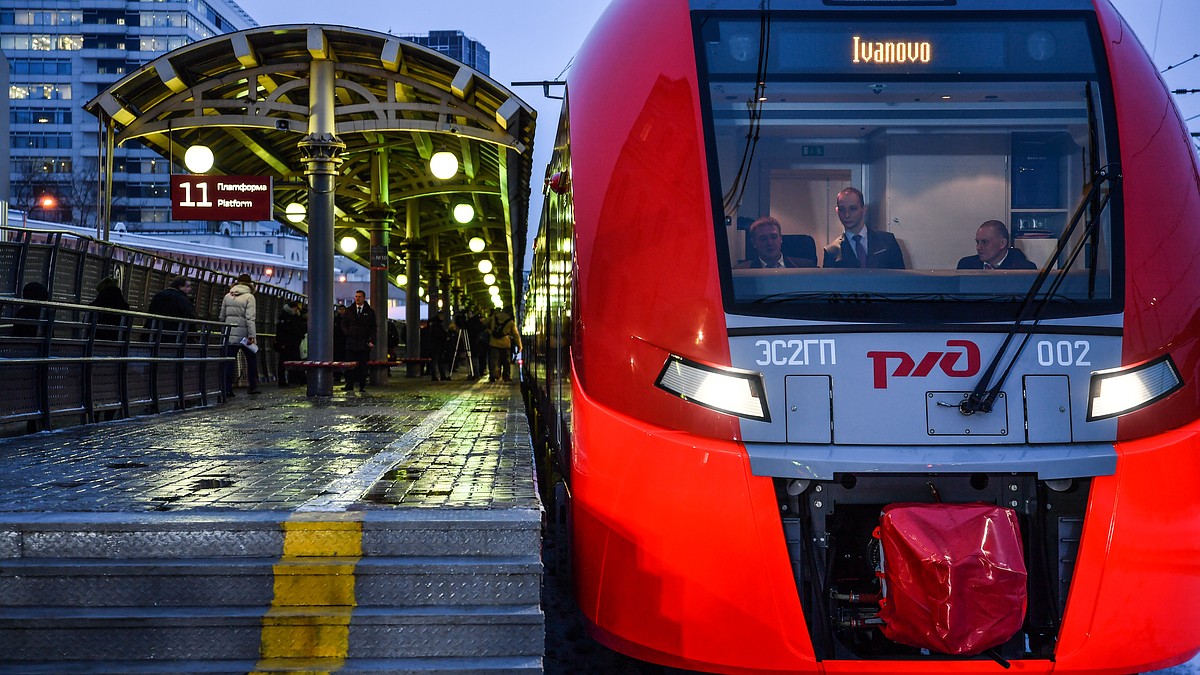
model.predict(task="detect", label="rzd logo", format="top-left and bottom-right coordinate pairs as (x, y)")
top-left (866, 340), bottom-right (980, 389)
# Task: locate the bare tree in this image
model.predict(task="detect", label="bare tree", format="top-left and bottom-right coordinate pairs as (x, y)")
top-left (10, 158), bottom-right (104, 228)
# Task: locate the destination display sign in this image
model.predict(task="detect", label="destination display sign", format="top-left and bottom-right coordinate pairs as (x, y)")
top-left (170, 175), bottom-right (273, 221)
top-left (705, 20), bottom-right (1097, 77)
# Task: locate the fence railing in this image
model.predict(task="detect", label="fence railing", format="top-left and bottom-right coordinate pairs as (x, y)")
top-left (0, 225), bottom-right (302, 333)
top-left (0, 225), bottom-right (299, 435)
top-left (0, 296), bottom-right (239, 433)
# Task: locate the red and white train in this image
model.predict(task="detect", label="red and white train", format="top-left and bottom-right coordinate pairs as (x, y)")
top-left (523, 0), bottom-right (1200, 672)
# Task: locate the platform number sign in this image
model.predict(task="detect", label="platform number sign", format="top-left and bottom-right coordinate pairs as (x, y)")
top-left (171, 175), bottom-right (273, 221)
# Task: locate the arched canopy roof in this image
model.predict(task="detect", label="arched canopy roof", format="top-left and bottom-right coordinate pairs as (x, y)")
top-left (84, 24), bottom-right (535, 310)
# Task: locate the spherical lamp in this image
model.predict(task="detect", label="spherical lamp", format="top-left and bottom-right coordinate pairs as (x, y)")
top-left (429, 151), bottom-right (459, 180)
top-left (285, 202), bottom-right (306, 223)
top-left (477, 259), bottom-right (493, 274)
top-left (468, 236), bottom-right (486, 253)
top-left (184, 144), bottom-right (214, 173)
top-left (453, 203), bottom-right (475, 224)
top-left (396, 273), bottom-right (408, 286)
top-left (483, 273), bottom-right (496, 286)
top-left (339, 236), bottom-right (358, 254)
top-left (488, 285), bottom-right (500, 296)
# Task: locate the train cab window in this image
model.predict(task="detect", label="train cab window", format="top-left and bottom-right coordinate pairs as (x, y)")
top-left (697, 15), bottom-right (1121, 323)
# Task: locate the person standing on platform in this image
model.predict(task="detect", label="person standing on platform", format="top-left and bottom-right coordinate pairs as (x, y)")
top-left (13, 281), bottom-right (49, 337)
top-left (340, 290), bottom-right (376, 393)
top-left (146, 276), bottom-right (195, 342)
top-left (89, 276), bottom-right (129, 341)
top-left (219, 274), bottom-right (259, 396)
top-left (427, 313), bottom-right (449, 381)
top-left (466, 310), bottom-right (487, 380)
top-left (487, 306), bottom-right (522, 384)
top-left (332, 304), bottom-right (348, 383)
top-left (273, 300), bottom-right (307, 387)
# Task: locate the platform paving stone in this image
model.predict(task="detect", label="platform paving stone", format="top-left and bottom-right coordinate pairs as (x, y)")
top-left (0, 377), bottom-right (537, 513)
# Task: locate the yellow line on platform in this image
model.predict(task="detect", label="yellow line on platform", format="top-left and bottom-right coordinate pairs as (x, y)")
top-left (251, 515), bottom-right (364, 674)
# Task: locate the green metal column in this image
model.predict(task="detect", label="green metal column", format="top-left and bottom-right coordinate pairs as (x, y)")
top-left (301, 58), bottom-right (345, 397)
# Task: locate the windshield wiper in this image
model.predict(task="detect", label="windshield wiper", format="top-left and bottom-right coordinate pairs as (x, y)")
top-left (959, 165), bottom-right (1121, 416)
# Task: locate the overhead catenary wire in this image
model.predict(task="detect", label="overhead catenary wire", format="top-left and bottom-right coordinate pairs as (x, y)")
top-left (1162, 53), bottom-right (1200, 74)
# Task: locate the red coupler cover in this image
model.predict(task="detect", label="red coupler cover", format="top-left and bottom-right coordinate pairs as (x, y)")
top-left (877, 502), bottom-right (1027, 655)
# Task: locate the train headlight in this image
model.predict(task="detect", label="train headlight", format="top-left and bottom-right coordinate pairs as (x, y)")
top-left (656, 355), bottom-right (770, 422)
top-left (1087, 355), bottom-right (1183, 421)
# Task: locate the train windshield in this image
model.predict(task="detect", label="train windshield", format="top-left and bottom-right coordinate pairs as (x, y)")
top-left (697, 15), bottom-right (1120, 322)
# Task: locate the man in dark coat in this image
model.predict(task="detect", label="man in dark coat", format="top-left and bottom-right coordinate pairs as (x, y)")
top-left (339, 290), bottom-right (376, 393)
top-left (14, 281), bottom-right (49, 337)
top-left (427, 313), bottom-right (449, 381)
top-left (822, 187), bottom-right (906, 269)
top-left (274, 301), bottom-right (307, 387)
top-left (956, 220), bottom-right (1038, 270)
top-left (90, 277), bottom-right (130, 341)
top-left (146, 276), bottom-right (195, 341)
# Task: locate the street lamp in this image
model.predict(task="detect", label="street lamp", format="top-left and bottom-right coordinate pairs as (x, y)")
top-left (340, 236), bottom-right (358, 254)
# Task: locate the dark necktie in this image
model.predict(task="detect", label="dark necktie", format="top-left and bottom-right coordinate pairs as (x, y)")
top-left (853, 234), bottom-right (867, 268)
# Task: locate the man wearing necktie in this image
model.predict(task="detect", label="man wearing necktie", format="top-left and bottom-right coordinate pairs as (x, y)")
top-left (340, 290), bottom-right (377, 393)
top-left (821, 187), bottom-right (906, 269)
top-left (733, 216), bottom-right (816, 269)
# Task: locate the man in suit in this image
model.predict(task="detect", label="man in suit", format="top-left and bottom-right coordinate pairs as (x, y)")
top-left (957, 220), bottom-right (1037, 270)
top-left (340, 290), bottom-right (377, 393)
top-left (822, 187), bottom-right (906, 269)
top-left (734, 216), bottom-right (816, 269)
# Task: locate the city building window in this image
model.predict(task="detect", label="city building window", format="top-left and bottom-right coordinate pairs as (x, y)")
top-left (139, 12), bottom-right (188, 28)
top-left (2, 11), bottom-right (82, 26)
top-left (9, 84), bottom-right (72, 100)
top-left (10, 59), bottom-right (72, 76)
top-left (13, 158), bottom-right (73, 174)
top-left (96, 59), bottom-right (128, 75)
top-left (12, 133), bottom-right (72, 149)
top-left (11, 108), bottom-right (71, 125)
top-left (4, 34), bottom-right (84, 51)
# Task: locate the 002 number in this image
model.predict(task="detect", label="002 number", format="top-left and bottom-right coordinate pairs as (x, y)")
top-left (1036, 340), bottom-right (1091, 367)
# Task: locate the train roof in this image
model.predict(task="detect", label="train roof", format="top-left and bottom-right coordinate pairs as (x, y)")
top-left (689, 0), bottom-right (1099, 11)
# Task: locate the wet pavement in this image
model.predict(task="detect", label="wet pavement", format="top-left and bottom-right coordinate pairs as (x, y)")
top-left (0, 376), bottom-right (537, 515)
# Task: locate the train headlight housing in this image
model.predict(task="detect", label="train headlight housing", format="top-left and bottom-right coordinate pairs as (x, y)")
top-left (1087, 355), bottom-right (1183, 421)
top-left (656, 355), bottom-right (770, 422)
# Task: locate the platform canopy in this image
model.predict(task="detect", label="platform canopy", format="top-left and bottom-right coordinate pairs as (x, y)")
top-left (84, 24), bottom-right (536, 312)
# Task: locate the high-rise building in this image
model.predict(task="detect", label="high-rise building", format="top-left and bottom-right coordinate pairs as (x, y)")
top-left (1, 1), bottom-right (257, 231)
top-left (400, 30), bottom-right (489, 76)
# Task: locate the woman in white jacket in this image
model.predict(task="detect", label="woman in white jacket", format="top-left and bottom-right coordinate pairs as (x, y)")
top-left (219, 274), bottom-right (259, 395)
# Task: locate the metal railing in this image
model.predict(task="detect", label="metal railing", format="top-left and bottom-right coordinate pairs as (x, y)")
top-left (0, 225), bottom-right (302, 434)
top-left (0, 296), bottom-right (234, 432)
top-left (0, 225), bottom-right (302, 334)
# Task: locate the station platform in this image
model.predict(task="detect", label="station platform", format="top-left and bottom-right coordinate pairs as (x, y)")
top-left (0, 376), bottom-right (544, 674)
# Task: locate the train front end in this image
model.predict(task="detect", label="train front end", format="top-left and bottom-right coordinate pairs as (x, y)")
top-left (559, 0), bottom-right (1200, 672)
